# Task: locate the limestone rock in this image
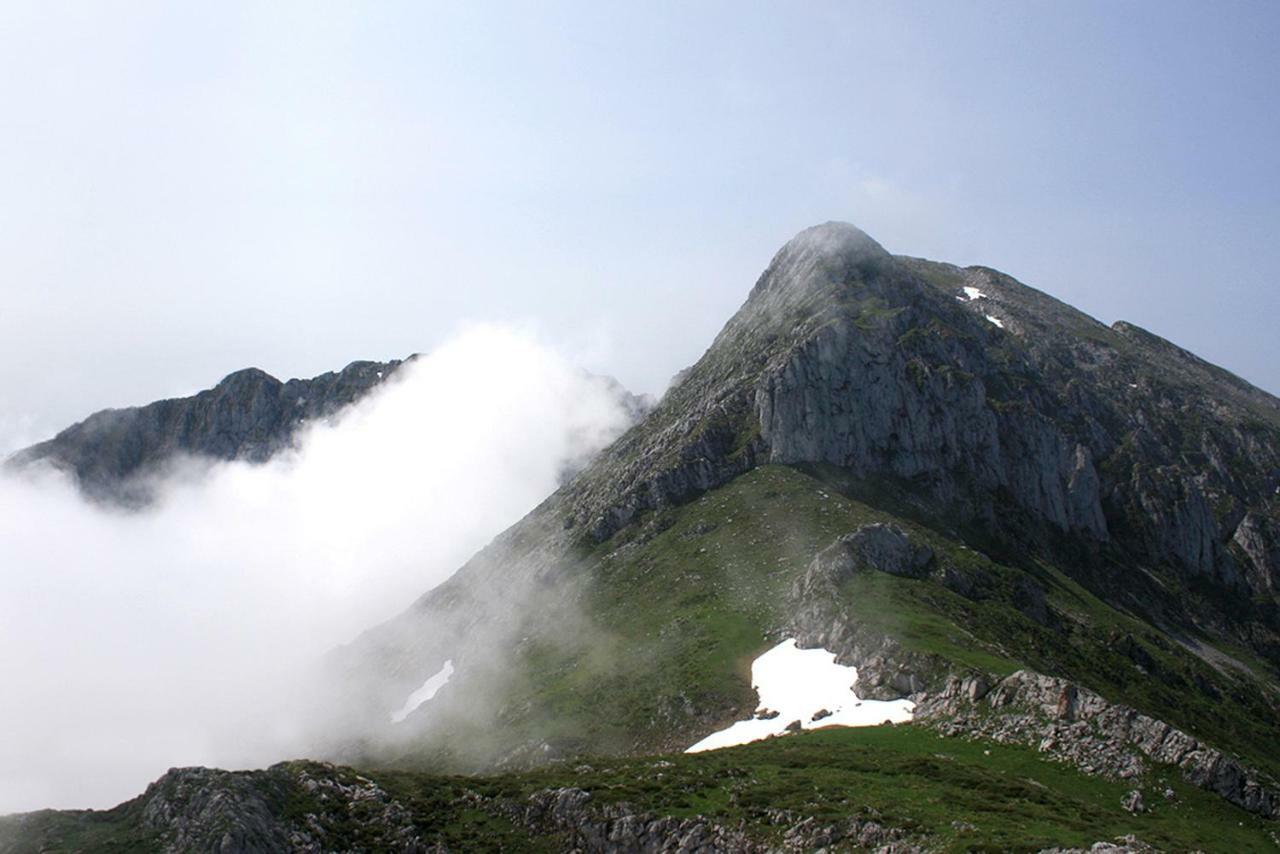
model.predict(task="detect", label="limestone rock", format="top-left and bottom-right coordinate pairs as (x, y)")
top-left (919, 669), bottom-right (1280, 818)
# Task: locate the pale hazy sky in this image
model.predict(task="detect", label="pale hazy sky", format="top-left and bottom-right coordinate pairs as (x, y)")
top-left (2, 1), bottom-right (1277, 451)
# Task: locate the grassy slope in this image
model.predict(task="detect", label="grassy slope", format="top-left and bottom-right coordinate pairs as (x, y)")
top-left (7, 728), bottom-right (1276, 852)
top-left (16, 465), bottom-right (1275, 850)
top-left (458, 726), bottom-right (1278, 852)
top-left (405, 464), bottom-right (1279, 786)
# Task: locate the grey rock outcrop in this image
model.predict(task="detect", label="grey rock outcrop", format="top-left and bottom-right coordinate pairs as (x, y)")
top-left (1038, 836), bottom-right (1158, 854)
top-left (804, 523), bottom-right (936, 584)
top-left (918, 669), bottom-right (1280, 818)
top-left (130, 763), bottom-right (429, 853)
top-left (504, 786), bottom-right (921, 853)
top-left (1234, 511), bottom-right (1280, 593)
top-left (137, 766), bottom-right (294, 852)
top-left (510, 787), bottom-right (759, 853)
top-left (787, 525), bottom-right (942, 700)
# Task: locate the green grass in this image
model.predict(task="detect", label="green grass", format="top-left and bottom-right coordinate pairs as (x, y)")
top-left (0, 805), bottom-right (158, 853)
top-left (381, 726), bottom-right (1277, 852)
top-left (393, 463), bottom-right (1280, 790)
top-left (16, 728), bottom-right (1273, 851)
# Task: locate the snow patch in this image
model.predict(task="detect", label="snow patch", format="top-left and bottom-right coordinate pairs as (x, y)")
top-left (985, 315), bottom-right (1005, 329)
top-left (685, 639), bottom-right (913, 753)
top-left (390, 660), bottom-right (454, 723)
top-left (959, 287), bottom-right (986, 301)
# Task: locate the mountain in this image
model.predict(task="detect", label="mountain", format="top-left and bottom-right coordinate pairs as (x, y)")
top-left (3, 359), bottom-right (407, 503)
top-left (5, 222), bottom-right (1279, 851)
top-left (3, 359), bottom-right (655, 503)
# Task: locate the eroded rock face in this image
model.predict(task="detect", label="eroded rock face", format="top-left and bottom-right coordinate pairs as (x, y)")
top-left (135, 763), bottom-right (430, 853)
top-left (788, 524), bottom-right (944, 700)
top-left (757, 319), bottom-right (1109, 541)
top-left (795, 523), bottom-right (935, 597)
top-left (917, 669), bottom-right (1280, 819)
top-left (505, 786), bottom-right (921, 854)
top-left (138, 766), bottom-right (294, 853)
top-left (568, 222), bottom-right (1280, 608)
top-left (509, 787), bottom-right (760, 853)
top-left (845, 524), bottom-right (934, 579)
top-left (1234, 512), bottom-right (1280, 593)
top-left (1038, 836), bottom-right (1158, 854)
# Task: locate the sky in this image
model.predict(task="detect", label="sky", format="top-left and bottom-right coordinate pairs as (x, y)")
top-left (1, 0), bottom-right (1278, 450)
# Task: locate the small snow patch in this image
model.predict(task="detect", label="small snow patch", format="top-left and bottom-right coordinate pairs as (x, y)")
top-left (985, 315), bottom-right (1005, 329)
top-left (959, 287), bottom-right (986, 301)
top-left (685, 639), bottom-right (913, 753)
top-left (390, 660), bottom-right (454, 723)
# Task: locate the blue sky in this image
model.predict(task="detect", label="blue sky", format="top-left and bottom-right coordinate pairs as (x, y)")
top-left (1, 1), bottom-right (1277, 447)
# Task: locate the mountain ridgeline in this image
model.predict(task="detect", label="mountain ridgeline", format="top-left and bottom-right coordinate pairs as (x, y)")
top-left (5, 222), bottom-right (1280, 852)
top-left (4, 359), bottom-right (408, 502)
top-left (4, 358), bottom-right (654, 503)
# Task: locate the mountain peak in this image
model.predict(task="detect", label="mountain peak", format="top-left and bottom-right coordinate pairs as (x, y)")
top-left (746, 222), bottom-right (895, 309)
top-left (214, 367), bottom-right (280, 390)
top-left (783, 221), bottom-right (889, 260)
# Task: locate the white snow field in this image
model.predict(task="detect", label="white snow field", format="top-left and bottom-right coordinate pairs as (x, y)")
top-left (685, 639), bottom-right (914, 753)
top-left (390, 659), bottom-right (455, 723)
top-left (985, 314), bottom-right (1006, 328)
top-left (960, 286), bottom-right (986, 301)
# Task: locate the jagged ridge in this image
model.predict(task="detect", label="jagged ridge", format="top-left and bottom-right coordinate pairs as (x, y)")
top-left (4, 359), bottom-right (407, 502)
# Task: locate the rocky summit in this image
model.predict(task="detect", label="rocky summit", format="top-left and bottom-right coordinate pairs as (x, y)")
top-left (4, 222), bottom-right (1280, 852)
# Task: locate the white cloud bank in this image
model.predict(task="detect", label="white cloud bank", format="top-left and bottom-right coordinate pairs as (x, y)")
top-left (0, 324), bottom-right (633, 814)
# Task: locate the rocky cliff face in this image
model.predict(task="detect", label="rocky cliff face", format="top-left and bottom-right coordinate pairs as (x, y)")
top-left (3, 359), bottom-right (406, 502)
top-left (566, 222), bottom-right (1279, 633)
top-left (918, 668), bottom-right (1280, 819)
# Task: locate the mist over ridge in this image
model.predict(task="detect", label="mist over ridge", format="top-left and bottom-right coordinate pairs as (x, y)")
top-left (1, 217), bottom-right (1279, 850)
top-left (0, 323), bottom-right (635, 814)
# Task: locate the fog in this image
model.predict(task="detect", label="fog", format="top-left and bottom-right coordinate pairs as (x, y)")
top-left (0, 324), bottom-right (634, 814)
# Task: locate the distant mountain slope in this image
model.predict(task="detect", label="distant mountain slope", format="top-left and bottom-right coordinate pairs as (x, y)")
top-left (3, 358), bottom-right (655, 504)
top-left (3, 359), bottom-right (406, 502)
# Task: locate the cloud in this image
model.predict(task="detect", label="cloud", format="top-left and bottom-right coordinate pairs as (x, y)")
top-left (0, 323), bottom-right (633, 814)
